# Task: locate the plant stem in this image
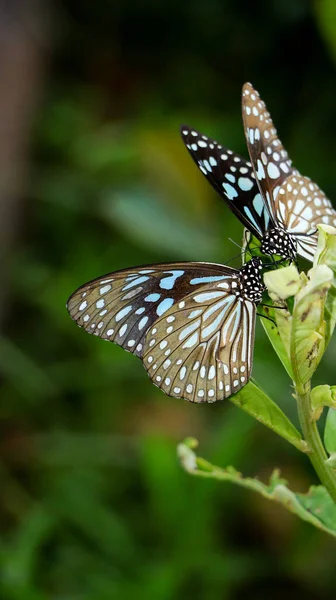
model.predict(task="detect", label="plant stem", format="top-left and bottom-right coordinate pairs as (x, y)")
top-left (296, 382), bottom-right (336, 503)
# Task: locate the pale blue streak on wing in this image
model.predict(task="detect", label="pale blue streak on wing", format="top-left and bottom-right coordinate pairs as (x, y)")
top-left (201, 297), bottom-right (236, 339)
top-left (243, 207), bottom-right (262, 234)
top-left (222, 182), bottom-right (239, 200)
top-left (252, 193), bottom-right (264, 216)
top-left (145, 293), bottom-right (161, 302)
top-left (122, 275), bottom-right (150, 290)
top-left (189, 275), bottom-right (230, 285)
top-left (159, 270), bottom-right (185, 290)
top-left (156, 297), bottom-right (174, 316)
top-left (264, 208), bottom-right (270, 229)
top-left (115, 305), bottom-right (133, 322)
top-left (229, 303), bottom-right (242, 342)
top-left (253, 193), bottom-right (271, 230)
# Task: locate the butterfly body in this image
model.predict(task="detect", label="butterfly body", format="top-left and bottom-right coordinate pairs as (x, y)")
top-left (181, 83), bottom-right (336, 262)
top-left (67, 257), bottom-right (264, 403)
top-left (260, 227), bottom-right (297, 260)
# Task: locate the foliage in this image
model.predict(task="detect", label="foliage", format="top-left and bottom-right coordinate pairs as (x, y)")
top-left (179, 227), bottom-right (336, 536)
top-left (178, 438), bottom-right (336, 538)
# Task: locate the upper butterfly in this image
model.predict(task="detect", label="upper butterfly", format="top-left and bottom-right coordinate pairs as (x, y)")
top-left (181, 82), bottom-right (336, 262)
top-left (67, 258), bottom-right (264, 403)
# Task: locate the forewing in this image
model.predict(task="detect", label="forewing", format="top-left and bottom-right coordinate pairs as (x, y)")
top-left (67, 262), bottom-right (256, 402)
top-left (67, 262), bottom-right (238, 358)
top-left (242, 82), bottom-right (298, 218)
top-left (275, 175), bottom-right (336, 261)
top-left (181, 125), bottom-right (274, 238)
top-left (143, 289), bottom-right (256, 403)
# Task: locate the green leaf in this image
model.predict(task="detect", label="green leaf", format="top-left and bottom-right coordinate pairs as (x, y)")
top-left (261, 265), bottom-right (306, 379)
top-left (325, 453), bottom-right (336, 468)
top-left (311, 384), bottom-right (336, 421)
top-left (314, 224), bottom-right (336, 345)
top-left (324, 408), bottom-right (336, 456)
top-left (291, 265), bottom-right (333, 386)
top-left (314, 225), bottom-right (336, 270)
top-left (178, 439), bottom-right (336, 538)
top-left (243, 234), bottom-right (293, 377)
top-left (259, 300), bottom-right (293, 379)
top-left (229, 381), bottom-right (307, 452)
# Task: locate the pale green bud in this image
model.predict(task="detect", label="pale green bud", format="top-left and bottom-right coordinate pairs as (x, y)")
top-left (291, 265), bottom-right (333, 387)
top-left (264, 265), bottom-right (302, 300)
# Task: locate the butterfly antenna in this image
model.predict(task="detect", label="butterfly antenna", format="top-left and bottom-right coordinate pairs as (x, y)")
top-left (228, 237), bottom-right (243, 250)
top-left (228, 238), bottom-right (261, 261)
top-left (295, 229), bottom-right (318, 237)
top-left (243, 230), bottom-right (264, 258)
top-left (226, 238), bottom-right (248, 264)
top-left (225, 248), bottom-right (265, 267)
top-left (224, 250), bottom-right (246, 265)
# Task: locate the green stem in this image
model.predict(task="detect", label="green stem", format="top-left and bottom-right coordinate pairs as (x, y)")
top-left (296, 382), bottom-right (336, 503)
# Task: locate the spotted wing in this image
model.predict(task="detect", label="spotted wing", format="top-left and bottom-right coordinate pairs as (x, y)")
top-left (274, 175), bottom-right (336, 261)
top-left (67, 262), bottom-right (256, 403)
top-left (242, 82), bottom-right (298, 219)
top-left (180, 125), bottom-right (275, 239)
top-left (143, 284), bottom-right (256, 403)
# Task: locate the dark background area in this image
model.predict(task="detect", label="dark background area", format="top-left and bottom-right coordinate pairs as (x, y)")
top-left (1, 1), bottom-right (336, 598)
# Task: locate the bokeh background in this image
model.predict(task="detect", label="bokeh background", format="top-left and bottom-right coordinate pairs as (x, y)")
top-left (1, 1), bottom-right (336, 598)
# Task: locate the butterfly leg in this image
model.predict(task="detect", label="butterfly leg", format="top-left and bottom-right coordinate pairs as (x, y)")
top-left (295, 229), bottom-right (318, 237)
top-left (257, 312), bottom-right (277, 325)
top-left (260, 303), bottom-right (287, 310)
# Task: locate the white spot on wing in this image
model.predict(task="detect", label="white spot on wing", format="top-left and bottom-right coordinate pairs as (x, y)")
top-left (222, 183), bottom-right (238, 200)
top-left (267, 162), bottom-right (280, 179)
top-left (157, 298), bottom-right (174, 316)
top-left (115, 305), bottom-right (132, 322)
top-left (238, 177), bottom-right (254, 191)
top-left (100, 285), bottom-right (111, 294)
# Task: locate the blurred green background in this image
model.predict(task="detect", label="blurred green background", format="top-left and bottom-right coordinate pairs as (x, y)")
top-left (1, 1), bottom-right (336, 598)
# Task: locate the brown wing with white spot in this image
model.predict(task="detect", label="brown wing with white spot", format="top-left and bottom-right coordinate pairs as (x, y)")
top-left (67, 261), bottom-right (258, 403)
top-left (274, 174), bottom-right (336, 261)
top-left (142, 289), bottom-right (256, 403)
top-left (67, 262), bottom-right (239, 359)
top-left (242, 82), bottom-right (298, 218)
top-left (242, 82), bottom-right (336, 261)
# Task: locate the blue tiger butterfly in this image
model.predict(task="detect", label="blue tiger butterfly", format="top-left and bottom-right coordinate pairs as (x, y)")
top-left (67, 258), bottom-right (264, 403)
top-left (181, 82), bottom-right (336, 262)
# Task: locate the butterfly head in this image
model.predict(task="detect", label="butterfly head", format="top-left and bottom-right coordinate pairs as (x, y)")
top-left (238, 257), bottom-right (264, 304)
top-left (260, 227), bottom-right (297, 261)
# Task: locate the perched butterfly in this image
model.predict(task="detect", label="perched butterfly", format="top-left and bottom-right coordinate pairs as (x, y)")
top-left (181, 82), bottom-right (336, 262)
top-left (67, 257), bottom-right (264, 403)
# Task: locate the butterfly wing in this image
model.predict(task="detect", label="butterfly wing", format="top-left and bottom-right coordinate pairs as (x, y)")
top-left (180, 125), bottom-right (275, 239)
top-left (274, 175), bottom-right (336, 261)
top-left (242, 82), bottom-right (298, 219)
top-left (67, 262), bottom-right (257, 402)
top-left (143, 284), bottom-right (256, 403)
top-left (242, 82), bottom-right (336, 261)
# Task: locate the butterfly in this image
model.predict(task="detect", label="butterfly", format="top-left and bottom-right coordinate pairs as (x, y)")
top-left (67, 257), bottom-right (264, 403)
top-left (181, 82), bottom-right (336, 262)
